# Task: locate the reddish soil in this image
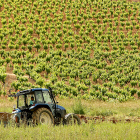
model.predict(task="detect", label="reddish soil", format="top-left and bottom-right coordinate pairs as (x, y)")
top-left (77, 114), bottom-right (140, 124)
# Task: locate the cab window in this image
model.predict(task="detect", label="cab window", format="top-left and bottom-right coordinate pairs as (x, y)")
top-left (42, 90), bottom-right (52, 104)
top-left (26, 94), bottom-right (35, 105)
top-left (18, 95), bottom-right (26, 108)
top-left (35, 91), bottom-right (44, 103)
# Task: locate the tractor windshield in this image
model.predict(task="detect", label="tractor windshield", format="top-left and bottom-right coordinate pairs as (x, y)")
top-left (42, 90), bottom-right (53, 104)
top-left (34, 90), bottom-right (53, 104)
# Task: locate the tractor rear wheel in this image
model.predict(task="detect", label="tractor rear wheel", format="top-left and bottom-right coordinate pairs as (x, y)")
top-left (32, 108), bottom-right (54, 125)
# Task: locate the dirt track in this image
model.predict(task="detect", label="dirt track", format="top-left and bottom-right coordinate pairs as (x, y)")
top-left (4, 72), bottom-right (35, 94)
top-left (77, 114), bottom-right (140, 124)
top-left (5, 73), bottom-right (28, 77)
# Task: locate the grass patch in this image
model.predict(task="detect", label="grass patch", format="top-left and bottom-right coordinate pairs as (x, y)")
top-left (72, 99), bottom-right (85, 115)
top-left (0, 122), bottom-right (140, 140)
top-left (91, 110), bottom-right (115, 117)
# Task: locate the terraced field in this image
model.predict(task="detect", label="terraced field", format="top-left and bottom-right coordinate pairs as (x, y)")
top-left (0, 0), bottom-right (140, 102)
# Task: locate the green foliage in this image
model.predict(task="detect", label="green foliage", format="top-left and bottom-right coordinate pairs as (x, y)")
top-left (0, 67), bottom-right (6, 84)
top-left (137, 90), bottom-right (140, 98)
top-left (72, 99), bottom-right (85, 114)
top-left (11, 81), bottom-right (21, 91)
top-left (36, 78), bottom-right (44, 87)
top-left (130, 80), bottom-right (137, 87)
top-left (130, 88), bottom-right (137, 96)
top-left (0, 0), bottom-right (140, 102)
top-left (34, 43), bottom-right (41, 52)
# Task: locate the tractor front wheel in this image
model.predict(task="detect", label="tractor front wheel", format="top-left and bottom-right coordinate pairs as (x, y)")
top-left (32, 108), bottom-right (54, 125)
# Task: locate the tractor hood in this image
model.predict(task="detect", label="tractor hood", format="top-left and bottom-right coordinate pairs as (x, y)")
top-left (56, 105), bottom-right (66, 110)
top-left (29, 103), bottom-right (66, 111)
top-left (56, 105), bottom-right (66, 118)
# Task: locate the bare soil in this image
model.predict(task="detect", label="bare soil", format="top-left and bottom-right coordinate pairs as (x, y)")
top-left (77, 114), bottom-right (140, 124)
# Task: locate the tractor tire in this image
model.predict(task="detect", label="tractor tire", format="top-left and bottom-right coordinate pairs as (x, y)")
top-left (32, 108), bottom-right (54, 125)
top-left (65, 114), bottom-right (81, 125)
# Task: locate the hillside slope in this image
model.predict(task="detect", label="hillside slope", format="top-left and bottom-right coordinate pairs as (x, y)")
top-left (0, 0), bottom-right (140, 101)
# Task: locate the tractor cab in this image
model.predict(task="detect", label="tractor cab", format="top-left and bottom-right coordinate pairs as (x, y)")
top-left (17, 89), bottom-right (53, 110)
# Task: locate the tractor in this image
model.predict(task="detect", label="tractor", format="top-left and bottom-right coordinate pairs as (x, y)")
top-left (10, 87), bottom-right (80, 125)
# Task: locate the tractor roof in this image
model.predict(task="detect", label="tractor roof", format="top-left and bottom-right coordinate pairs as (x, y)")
top-left (16, 88), bottom-right (49, 96)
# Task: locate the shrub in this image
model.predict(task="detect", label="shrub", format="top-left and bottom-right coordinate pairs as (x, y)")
top-left (11, 81), bottom-right (21, 91)
top-left (34, 44), bottom-right (41, 52)
top-left (36, 78), bottom-right (44, 87)
top-left (130, 80), bottom-right (137, 87)
top-left (72, 99), bottom-right (85, 114)
top-left (130, 88), bottom-right (137, 96)
top-left (71, 87), bottom-right (78, 96)
top-left (137, 90), bottom-right (140, 98)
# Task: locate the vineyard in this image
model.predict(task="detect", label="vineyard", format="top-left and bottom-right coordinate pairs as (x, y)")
top-left (0, 0), bottom-right (140, 101)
